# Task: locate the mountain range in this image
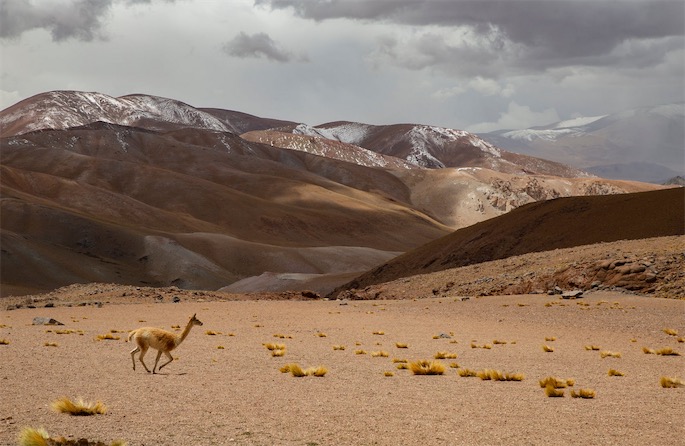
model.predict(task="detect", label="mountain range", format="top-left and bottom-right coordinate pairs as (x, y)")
top-left (0, 91), bottom-right (675, 296)
top-left (479, 103), bottom-right (685, 183)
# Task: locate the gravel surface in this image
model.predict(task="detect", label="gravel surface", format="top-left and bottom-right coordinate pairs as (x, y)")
top-left (1, 292), bottom-right (684, 445)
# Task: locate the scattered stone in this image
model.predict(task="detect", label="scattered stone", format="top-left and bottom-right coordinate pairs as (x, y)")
top-left (172, 296), bottom-right (181, 303)
top-left (562, 290), bottom-right (584, 299)
top-left (32, 317), bottom-right (64, 326)
top-left (436, 333), bottom-right (452, 339)
top-left (44, 302), bottom-right (55, 308)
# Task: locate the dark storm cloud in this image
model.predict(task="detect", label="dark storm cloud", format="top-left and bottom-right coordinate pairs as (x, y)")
top-left (0, 0), bottom-right (113, 41)
top-left (256, 0), bottom-right (685, 72)
top-left (222, 31), bottom-right (307, 63)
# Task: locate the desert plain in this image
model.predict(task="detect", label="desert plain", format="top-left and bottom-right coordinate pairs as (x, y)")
top-left (1, 285), bottom-right (683, 446)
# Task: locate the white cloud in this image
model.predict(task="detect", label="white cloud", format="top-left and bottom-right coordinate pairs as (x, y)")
top-left (466, 102), bottom-right (560, 133)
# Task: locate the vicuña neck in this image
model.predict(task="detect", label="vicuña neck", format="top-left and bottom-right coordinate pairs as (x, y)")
top-left (177, 320), bottom-right (195, 345)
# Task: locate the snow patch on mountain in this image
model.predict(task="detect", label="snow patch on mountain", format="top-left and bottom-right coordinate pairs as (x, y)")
top-left (293, 122), bottom-right (372, 145)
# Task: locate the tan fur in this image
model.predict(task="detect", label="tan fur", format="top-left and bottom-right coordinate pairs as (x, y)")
top-left (129, 314), bottom-right (203, 374)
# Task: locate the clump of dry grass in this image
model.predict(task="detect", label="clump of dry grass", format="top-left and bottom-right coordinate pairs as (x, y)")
top-left (677, 337), bottom-right (685, 343)
top-left (570, 388), bottom-right (596, 399)
top-left (17, 427), bottom-right (128, 446)
top-left (384, 371), bottom-right (394, 377)
top-left (585, 345), bottom-right (601, 351)
top-left (470, 343), bottom-right (492, 349)
top-left (372, 331), bottom-right (385, 335)
top-left (608, 369), bottom-right (625, 377)
top-left (54, 329), bottom-right (77, 335)
top-left (264, 343), bottom-right (286, 351)
top-left (660, 376), bottom-right (685, 388)
top-left (396, 363), bottom-right (409, 370)
top-left (477, 369), bottom-right (524, 381)
top-left (271, 349), bottom-right (286, 357)
top-left (217, 346), bottom-right (224, 350)
top-left (96, 333), bottom-right (120, 341)
top-left (371, 351), bottom-right (389, 357)
top-left (409, 360), bottom-right (446, 375)
top-left (545, 385), bottom-right (565, 397)
top-left (642, 347), bottom-right (656, 354)
top-left (600, 350), bottom-right (621, 358)
top-left (354, 349), bottom-right (367, 355)
top-left (663, 328), bottom-right (679, 336)
top-left (332, 345), bottom-right (346, 351)
top-left (0, 339), bottom-right (9, 345)
top-left (44, 342), bottom-right (58, 347)
top-left (395, 342), bottom-right (409, 349)
top-left (542, 345), bottom-right (555, 353)
top-left (51, 397), bottom-right (107, 416)
top-left (434, 351), bottom-right (458, 359)
top-left (655, 347), bottom-right (681, 356)
top-left (545, 336), bottom-right (557, 342)
top-left (392, 358), bottom-right (408, 363)
top-left (458, 368), bottom-right (478, 377)
top-left (492, 340), bottom-right (508, 345)
top-left (317, 332), bottom-right (327, 338)
top-left (281, 363), bottom-right (327, 377)
top-left (539, 376), bottom-right (574, 388)
top-left (205, 330), bottom-right (220, 336)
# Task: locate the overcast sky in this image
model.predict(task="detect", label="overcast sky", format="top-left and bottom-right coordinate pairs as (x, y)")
top-left (1, 0), bottom-right (683, 132)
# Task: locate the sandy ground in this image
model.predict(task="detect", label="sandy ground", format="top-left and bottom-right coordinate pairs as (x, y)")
top-left (1, 292), bottom-right (684, 446)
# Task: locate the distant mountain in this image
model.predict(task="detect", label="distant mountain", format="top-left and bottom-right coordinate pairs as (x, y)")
top-left (0, 90), bottom-right (668, 296)
top-left (479, 103), bottom-right (685, 182)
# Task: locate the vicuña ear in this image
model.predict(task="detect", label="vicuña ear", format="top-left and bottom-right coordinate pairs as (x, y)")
top-left (192, 313), bottom-right (196, 318)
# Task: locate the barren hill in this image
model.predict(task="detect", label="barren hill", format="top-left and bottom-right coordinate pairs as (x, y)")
top-left (329, 187), bottom-right (685, 298)
top-left (0, 91), bottom-right (671, 297)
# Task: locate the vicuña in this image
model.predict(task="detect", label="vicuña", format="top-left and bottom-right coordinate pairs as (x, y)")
top-left (128, 313), bottom-right (203, 374)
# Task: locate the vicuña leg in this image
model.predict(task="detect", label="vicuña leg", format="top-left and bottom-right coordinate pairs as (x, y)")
top-left (137, 346), bottom-right (151, 373)
top-left (157, 351), bottom-right (174, 372)
top-left (130, 346), bottom-right (139, 370)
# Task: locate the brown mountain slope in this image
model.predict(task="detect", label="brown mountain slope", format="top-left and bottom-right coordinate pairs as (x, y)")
top-left (328, 187), bottom-right (685, 298)
top-left (0, 123), bottom-right (451, 296)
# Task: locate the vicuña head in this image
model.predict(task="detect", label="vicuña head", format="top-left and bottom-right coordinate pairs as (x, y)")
top-left (128, 313), bottom-right (203, 374)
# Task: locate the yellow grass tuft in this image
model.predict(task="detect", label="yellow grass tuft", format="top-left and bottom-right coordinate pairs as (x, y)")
top-left (434, 351), bottom-right (458, 359)
top-left (317, 332), bottom-right (327, 337)
top-left (0, 339), bottom-right (9, 345)
top-left (332, 345), bottom-right (346, 351)
top-left (384, 371), bottom-right (395, 377)
top-left (372, 331), bottom-right (385, 335)
top-left (306, 366), bottom-right (328, 377)
top-left (96, 333), bottom-right (120, 341)
top-left (492, 340), bottom-right (508, 345)
top-left (18, 427), bottom-right (50, 446)
top-left (545, 384), bottom-right (565, 397)
top-left (545, 336), bottom-right (557, 342)
top-left (655, 347), bottom-right (681, 356)
top-left (449, 362), bottom-right (460, 369)
top-left (600, 350), bottom-right (621, 358)
top-left (371, 351), bottom-right (389, 357)
top-left (585, 345), bottom-right (601, 351)
top-left (660, 376), bottom-right (685, 388)
top-left (18, 427), bottom-right (127, 446)
top-left (642, 346), bottom-right (656, 354)
top-left (264, 343), bottom-right (286, 351)
top-left (395, 342), bottom-right (409, 348)
top-left (354, 349), bottom-right (367, 355)
top-left (217, 346), bottom-right (224, 349)
top-left (396, 363), bottom-right (409, 370)
top-left (477, 369), bottom-right (524, 381)
top-left (570, 388), bottom-right (596, 399)
top-left (51, 397), bottom-right (107, 416)
top-left (271, 349), bottom-right (286, 357)
top-left (44, 342), bottom-right (58, 347)
top-left (663, 328), bottom-right (678, 336)
top-left (539, 376), bottom-right (573, 388)
top-left (392, 358), bottom-right (408, 363)
top-left (409, 360), bottom-right (446, 375)
top-left (677, 337), bottom-right (685, 343)
top-left (458, 368), bottom-right (478, 377)
top-left (205, 330), bottom-right (221, 336)
top-left (54, 329), bottom-right (77, 335)
top-left (542, 345), bottom-right (555, 353)
top-left (608, 369), bottom-right (625, 377)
